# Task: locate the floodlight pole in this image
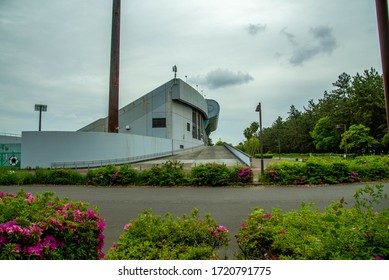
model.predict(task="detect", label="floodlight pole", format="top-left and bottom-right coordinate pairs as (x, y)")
top-left (256, 103), bottom-right (264, 175)
top-left (108, 0), bottom-right (121, 133)
top-left (375, 0), bottom-right (389, 132)
top-left (34, 104), bottom-right (47, 132)
top-left (39, 109), bottom-right (42, 131)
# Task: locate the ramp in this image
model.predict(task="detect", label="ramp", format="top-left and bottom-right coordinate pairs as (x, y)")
top-left (132, 146), bottom-right (244, 170)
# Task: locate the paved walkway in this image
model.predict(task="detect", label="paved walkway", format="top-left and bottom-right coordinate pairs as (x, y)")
top-left (131, 146), bottom-right (243, 171)
top-left (2, 183), bottom-right (388, 259)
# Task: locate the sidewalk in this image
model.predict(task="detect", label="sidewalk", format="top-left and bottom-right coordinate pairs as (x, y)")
top-left (251, 158), bottom-right (284, 183)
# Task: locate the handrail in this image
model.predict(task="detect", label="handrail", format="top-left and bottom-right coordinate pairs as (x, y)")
top-left (223, 142), bottom-right (252, 166)
top-left (51, 145), bottom-right (206, 169)
top-left (51, 151), bottom-right (173, 169)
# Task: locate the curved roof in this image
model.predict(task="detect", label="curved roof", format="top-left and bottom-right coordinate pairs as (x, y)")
top-left (205, 99), bottom-right (220, 135)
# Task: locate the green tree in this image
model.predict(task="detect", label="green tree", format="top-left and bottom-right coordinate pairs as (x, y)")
top-left (340, 124), bottom-right (379, 154)
top-left (215, 140), bottom-right (224, 146)
top-left (243, 122), bottom-right (259, 140)
top-left (243, 137), bottom-right (260, 156)
top-left (349, 68), bottom-right (386, 140)
top-left (310, 116), bottom-right (338, 152)
top-left (207, 137), bottom-right (214, 146)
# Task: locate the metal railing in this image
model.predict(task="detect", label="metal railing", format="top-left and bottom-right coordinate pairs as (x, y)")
top-left (51, 151), bottom-right (173, 169)
top-left (51, 145), bottom-right (206, 169)
top-left (223, 142), bottom-right (252, 166)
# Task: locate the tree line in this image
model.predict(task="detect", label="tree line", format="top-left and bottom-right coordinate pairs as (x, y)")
top-left (239, 68), bottom-right (389, 155)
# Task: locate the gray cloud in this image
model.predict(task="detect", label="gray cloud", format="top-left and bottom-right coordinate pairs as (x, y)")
top-left (247, 23), bottom-right (267, 35)
top-left (310, 26), bottom-right (337, 53)
top-left (287, 26), bottom-right (337, 66)
top-left (280, 27), bottom-right (298, 45)
top-left (191, 69), bottom-right (254, 89)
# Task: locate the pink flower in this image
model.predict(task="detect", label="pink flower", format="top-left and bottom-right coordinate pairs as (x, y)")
top-left (49, 219), bottom-right (63, 231)
top-left (241, 223), bottom-right (247, 228)
top-left (374, 256), bottom-right (384, 260)
top-left (63, 203), bottom-right (73, 210)
top-left (87, 209), bottom-right (96, 219)
top-left (263, 214), bottom-right (272, 219)
top-left (97, 220), bottom-right (106, 231)
top-left (0, 236), bottom-right (7, 245)
top-left (14, 244), bottom-right (22, 253)
top-left (217, 225), bottom-right (229, 233)
top-left (27, 243), bottom-right (43, 258)
top-left (42, 235), bottom-right (58, 250)
top-left (21, 228), bottom-right (31, 236)
top-left (124, 223), bottom-right (130, 230)
top-left (278, 230), bottom-right (286, 235)
top-left (73, 209), bottom-right (82, 216)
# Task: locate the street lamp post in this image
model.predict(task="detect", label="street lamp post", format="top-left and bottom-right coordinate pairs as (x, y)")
top-left (34, 104), bottom-right (47, 131)
top-left (336, 124), bottom-right (347, 159)
top-left (255, 103), bottom-right (264, 175)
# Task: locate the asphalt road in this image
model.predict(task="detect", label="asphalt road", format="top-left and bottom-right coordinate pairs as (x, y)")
top-left (1, 183), bottom-right (388, 259)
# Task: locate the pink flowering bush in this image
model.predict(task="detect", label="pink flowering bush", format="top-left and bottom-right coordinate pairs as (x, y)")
top-left (105, 209), bottom-right (229, 260)
top-left (0, 189), bottom-right (105, 260)
top-left (231, 166), bottom-right (254, 184)
top-left (262, 156), bottom-right (389, 185)
top-left (236, 184), bottom-right (388, 260)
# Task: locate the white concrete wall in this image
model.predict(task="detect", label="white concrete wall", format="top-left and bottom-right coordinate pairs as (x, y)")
top-left (21, 131), bottom-right (204, 168)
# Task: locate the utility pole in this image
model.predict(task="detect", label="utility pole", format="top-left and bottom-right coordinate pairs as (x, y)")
top-left (108, 0), bottom-right (121, 133)
top-left (255, 103), bottom-right (264, 175)
top-left (375, 0), bottom-right (389, 132)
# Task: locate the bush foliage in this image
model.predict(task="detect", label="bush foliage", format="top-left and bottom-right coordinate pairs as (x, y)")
top-left (236, 184), bottom-right (389, 260)
top-left (1, 155), bottom-right (389, 186)
top-left (262, 155), bottom-right (389, 185)
top-left (105, 209), bottom-right (229, 260)
top-left (0, 189), bottom-right (105, 260)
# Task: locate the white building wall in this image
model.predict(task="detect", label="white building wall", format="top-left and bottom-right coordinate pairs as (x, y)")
top-left (172, 101), bottom-right (195, 149)
top-left (21, 131), bottom-right (206, 168)
top-left (21, 131), bottom-right (173, 168)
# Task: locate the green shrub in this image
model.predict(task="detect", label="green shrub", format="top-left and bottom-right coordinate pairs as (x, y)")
top-left (0, 189), bottom-right (105, 260)
top-left (138, 160), bottom-right (188, 186)
top-left (236, 184), bottom-right (389, 260)
top-left (0, 168), bottom-right (36, 185)
top-left (190, 163), bottom-right (231, 186)
top-left (105, 209), bottom-right (229, 260)
top-left (261, 156), bottom-right (389, 185)
top-left (254, 154), bottom-right (273, 159)
top-left (86, 165), bottom-right (119, 186)
top-left (230, 166), bottom-right (254, 184)
top-left (117, 165), bottom-right (139, 185)
top-left (35, 169), bottom-right (86, 185)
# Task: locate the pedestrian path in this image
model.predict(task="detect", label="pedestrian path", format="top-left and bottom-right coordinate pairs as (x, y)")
top-left (131, 146), bottom-right (243, 170)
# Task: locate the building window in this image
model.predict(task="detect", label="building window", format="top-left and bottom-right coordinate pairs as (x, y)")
top-left (187, 123), bottom-right (190, 132)
top-left (192, 110), bottom-right (197, 139)
top-left (152, 118), bottom-right (166, 128)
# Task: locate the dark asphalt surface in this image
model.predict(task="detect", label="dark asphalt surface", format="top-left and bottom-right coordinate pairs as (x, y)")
top-left (1, 183), bottom-right (388, 259)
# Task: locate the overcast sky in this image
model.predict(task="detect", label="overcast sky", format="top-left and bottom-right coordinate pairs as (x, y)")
top-left (0, 0), bottom-right (384, 145)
